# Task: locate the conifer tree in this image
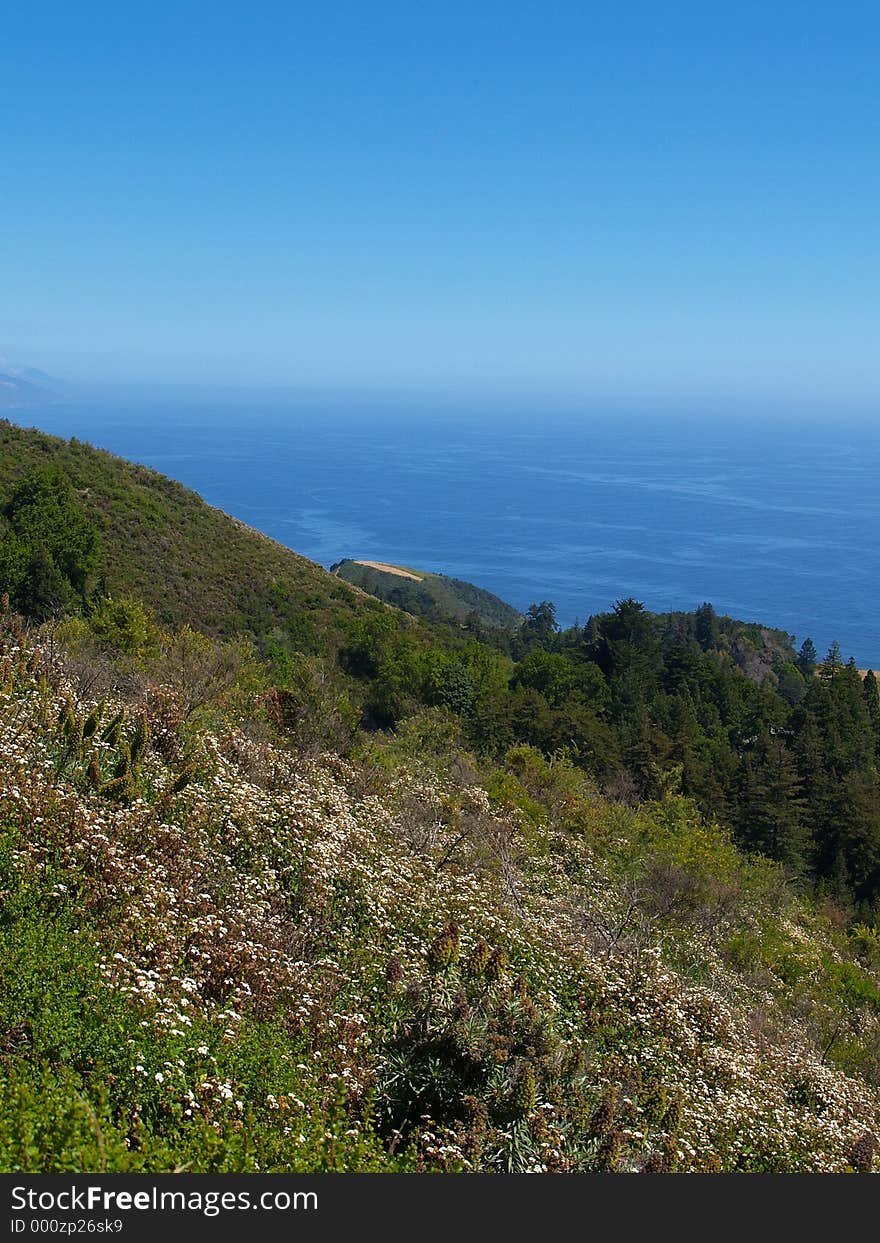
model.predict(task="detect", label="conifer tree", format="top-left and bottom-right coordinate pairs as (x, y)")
top-left (797, 637), bottom-right (818, 678)
top-left (734, 735), bottom-right (807, 876)
top-left (694, 601), bottom-right (720, 651)
top-left (863, 671), bottom-right (880, 759)
top-left (821, 640), bottom-right (843, 681)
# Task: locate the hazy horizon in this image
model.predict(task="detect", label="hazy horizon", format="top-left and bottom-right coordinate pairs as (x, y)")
top-left (5, 379), bottom-right (880, 430)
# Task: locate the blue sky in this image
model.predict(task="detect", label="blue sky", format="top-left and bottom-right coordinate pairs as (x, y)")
top-left (2, 1), bottom-right (879, 405)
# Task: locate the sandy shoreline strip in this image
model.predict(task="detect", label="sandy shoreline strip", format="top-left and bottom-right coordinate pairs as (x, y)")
top-left (353, 560), bottom-right (424, 581)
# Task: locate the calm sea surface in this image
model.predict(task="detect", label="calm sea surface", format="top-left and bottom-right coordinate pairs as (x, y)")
top-left (17, 403), bottom-right (880, 667)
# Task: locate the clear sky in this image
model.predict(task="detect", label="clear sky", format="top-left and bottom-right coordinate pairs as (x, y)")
top-left (2, 1), bottom-right (879, 406)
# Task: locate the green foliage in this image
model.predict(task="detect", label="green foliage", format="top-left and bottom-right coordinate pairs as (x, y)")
top-left (776, 661), bottom-right (807, 706)
top-left (825, 959), bottom-right (880, 1013)
top-left (143, 626), bottom-right (268, 734)
top-left (797, 638), bottom-right (818, 678)
top-left (511, 649), bottom-right (583, 707)
top-left (0, 421), bottom-right (417, 663)
top-left (8, 420), bottom-right (876, 914)
top-left (425, 652), bottom-right (479, 717)
top-left (377, 929), bottom-right (592, 1171)
top-left (485, 769), bottom-right (547, 827)
top-left (3, 617), bottom-right (880, 1175)
top-left (4, 423), bottom-right (880, 1173)
top-left (520, 601), bottom-right (558, 646)
top-left (694, 602), bottom-right (720, 651)
top-left (52, 698), bottom-right (154, 803)
top-left (88, 595), bottom-right (163, 658)
top-left (0, 466), bottom-right (99, 618)
top-left (264, 650), bottom-right (359, 753)
top-left (0, 858), bottom-right (397, 1172)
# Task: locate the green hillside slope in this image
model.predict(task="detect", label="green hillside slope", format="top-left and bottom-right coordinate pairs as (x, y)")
top-left (1, 425), bottom-right (880, 1173)
top-left (2, 418), bottom-right (879, 920)
top-left (0, 419), bottom-right (411, 651)
top-left (3, 615), bottom-right (880, 1173)
top-left (332, 557), bottom-right (524, 629)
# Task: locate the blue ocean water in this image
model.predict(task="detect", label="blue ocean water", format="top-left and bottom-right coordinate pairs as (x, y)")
top-left (15, 403), bottom-right (880, 667)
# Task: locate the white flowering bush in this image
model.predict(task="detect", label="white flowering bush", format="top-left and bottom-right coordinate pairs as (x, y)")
top-left (1, 607), bottom-right (878, 1172)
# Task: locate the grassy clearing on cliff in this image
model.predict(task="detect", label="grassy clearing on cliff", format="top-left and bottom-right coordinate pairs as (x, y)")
top-left (1, 607), bottom-right (879, 1173)
top-left (333, 558), bottom-right (524, 631)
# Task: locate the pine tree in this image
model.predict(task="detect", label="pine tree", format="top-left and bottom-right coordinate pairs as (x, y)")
top-left (694, 602), bottom-right (720, 651)
top-left (734, 735), bottom-right (807, 876)
top-left (797, 638), bottom-right (818, 678)
top-left (821, 640), bottom-right (843, 681)
top-left (863, 671), bottom-right (880, 760)
top-left (521, 601), bottom-right (558, 647)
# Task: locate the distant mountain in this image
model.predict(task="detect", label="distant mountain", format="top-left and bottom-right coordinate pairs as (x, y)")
top-left (332, 557), bottom-right (524, 630)
top-left (0, 373), bottom-right (53, 408)
top-left (17, 366), bottom-right (65, 389)
top-left (0, 362), bottom-right (63, 408)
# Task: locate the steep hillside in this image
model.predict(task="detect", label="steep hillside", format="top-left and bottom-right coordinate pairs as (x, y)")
top-left (657, 606), bottom-right (799, 682)
top-left (2, 420), bottom-right (878, 920)
top-left (0, 419), bottom-right (412, 650)
top-left (332, 557), bottom-right (523, 630)
top-left (2, 613), bottom-right (880, 1173)
top-left (1, 423), bottom-right (880, 1174)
